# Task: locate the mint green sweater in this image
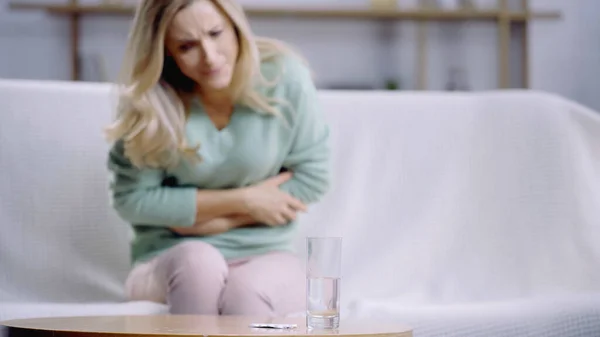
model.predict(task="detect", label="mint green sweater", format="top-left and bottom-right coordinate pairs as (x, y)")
top-left (107, 54), bottom-right (331, 264)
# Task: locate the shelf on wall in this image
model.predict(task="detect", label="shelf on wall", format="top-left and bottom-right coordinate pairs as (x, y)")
top-left (9, 2), bottom-right (560, 21)
top-left (8, 1), bottom-right (562, 89)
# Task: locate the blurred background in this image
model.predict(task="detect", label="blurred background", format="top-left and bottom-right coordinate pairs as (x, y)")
top-left (0, 0), bottom-right (598, 110)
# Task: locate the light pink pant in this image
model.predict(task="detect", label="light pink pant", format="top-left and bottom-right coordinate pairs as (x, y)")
top-left (125, 241), bottom-right (305, 316)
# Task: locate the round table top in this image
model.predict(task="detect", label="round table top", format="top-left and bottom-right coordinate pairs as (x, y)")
top-left (1, 315), bottom-right (412, 337)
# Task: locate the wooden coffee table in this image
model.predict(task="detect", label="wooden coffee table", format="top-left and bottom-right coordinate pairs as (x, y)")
top-left (1, 315), bottom-right (412, 337)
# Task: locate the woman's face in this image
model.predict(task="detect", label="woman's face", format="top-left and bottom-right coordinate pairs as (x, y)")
top-left (165, 0), bottom-right (239, 93)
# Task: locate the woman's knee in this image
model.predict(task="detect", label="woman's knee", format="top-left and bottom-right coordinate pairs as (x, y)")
top-left (159, 241), bottom-right (228, 283)
top-left (220, 275), bottom-right (304, 317)
top-left (125, 258), bottom-right (164, 303)
top-left (152, 241), bottom-right (229, 315)
top-left (220, 253), bottom-right (305, 316)
top-left (127, 241), bottom-right (229, 304)
top-left (220, 276), bottom-right (270, 315)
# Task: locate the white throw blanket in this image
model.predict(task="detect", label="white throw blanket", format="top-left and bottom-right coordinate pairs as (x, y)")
top-left (292, 90), bottom-right (600, 336)
top-left (294, 90), bottom-right (600, 307)
top-left (346, 294), bottom-right (600, 337)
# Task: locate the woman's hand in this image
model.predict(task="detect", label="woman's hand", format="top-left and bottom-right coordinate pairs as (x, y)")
top-left (242, 172), bottom-right (307, 226)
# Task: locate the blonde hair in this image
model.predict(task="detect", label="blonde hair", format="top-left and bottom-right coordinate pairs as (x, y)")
top-left (105, 0), bottom-right (305, 169)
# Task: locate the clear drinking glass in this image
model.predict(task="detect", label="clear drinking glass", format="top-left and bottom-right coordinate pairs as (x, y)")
top-left (306, 237), bottom-right (342, 330)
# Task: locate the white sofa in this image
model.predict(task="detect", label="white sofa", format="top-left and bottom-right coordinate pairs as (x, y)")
top-left (2, 78), bottom-right (600, 337)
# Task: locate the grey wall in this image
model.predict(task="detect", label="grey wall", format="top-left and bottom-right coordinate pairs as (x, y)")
top-left (1, 0), bottom-right (598, 110)
top-left (529, 0), bottom-right (600, 111)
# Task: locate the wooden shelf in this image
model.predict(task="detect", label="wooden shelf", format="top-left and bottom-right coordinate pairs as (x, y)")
top-left (9, 3), bottom-right (561, 21)
top-left (8, 1), bottom-right (561, 88)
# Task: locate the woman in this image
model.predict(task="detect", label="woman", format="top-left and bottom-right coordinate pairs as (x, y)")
top-left (105, 0), bottom-right (330, 316)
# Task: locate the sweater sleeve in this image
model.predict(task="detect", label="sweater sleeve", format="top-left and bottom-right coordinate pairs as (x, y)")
top-left (278, 58), bottom-right (331, 204)
top-left (107, 141), bottom-right (197, 227)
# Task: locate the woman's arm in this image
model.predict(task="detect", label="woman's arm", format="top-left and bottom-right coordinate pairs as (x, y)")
top-left (170, 214), bottom-right (256, 236)
top-left (193, 189), bottom-right (248, 223)
top-left (277, 58), bottom-right (331, 204)
top-left (170, 170), bottom-right (310, 235)
top-left (108, 141), bottom-right (303, 227)
top-left (108, 141), bottom-right (247, 228)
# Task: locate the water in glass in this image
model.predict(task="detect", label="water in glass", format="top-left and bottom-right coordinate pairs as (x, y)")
top-left (306, 276), bottom-right (340, 329)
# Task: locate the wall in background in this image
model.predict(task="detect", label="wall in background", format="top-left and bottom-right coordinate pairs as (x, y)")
top-left (529, 0), bottom-right (600, 112)
top-left (0, 0), bottom-right (598, 109)
top-left (571, 0), bottom-right (600, 112)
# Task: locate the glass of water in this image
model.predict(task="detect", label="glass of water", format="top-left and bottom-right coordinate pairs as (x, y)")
top-left (306, 237), bottom-right (342, 329)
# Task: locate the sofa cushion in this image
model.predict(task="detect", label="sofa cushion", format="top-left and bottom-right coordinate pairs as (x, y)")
top-left (0, 80), bottom-right (132, 302)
